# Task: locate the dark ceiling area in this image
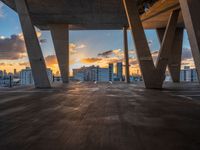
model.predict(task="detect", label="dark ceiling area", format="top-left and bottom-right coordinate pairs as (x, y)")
top-left (137, 0), bottom-right (159, 14)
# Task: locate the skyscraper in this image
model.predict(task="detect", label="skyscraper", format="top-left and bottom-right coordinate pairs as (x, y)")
top-left (14, 69), bottom-right (17, 76)
top-left (0, 70), bottom-right (3, 78)
top-left (109, 63), bottom-right (114, 81)
top-left (117, 62), bottom-right (123, 81)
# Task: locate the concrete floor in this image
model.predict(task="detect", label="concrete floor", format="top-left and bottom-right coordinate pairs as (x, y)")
top-left (0, 82), bottom-right (200, 150)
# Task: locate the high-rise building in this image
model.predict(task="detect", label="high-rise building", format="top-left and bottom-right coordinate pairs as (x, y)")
top-left (116, 62), bottom-right (123, 81)
top-left (14, 69), bottom-right (17, 76)
top-left (3, 70), bottom-right (7, 77)
top-left (0, 70), bottom-right (3, 78)
top-left (109, 63), bottom-right (114, 81)
top-left (20, 67), bottom-right (53, 85)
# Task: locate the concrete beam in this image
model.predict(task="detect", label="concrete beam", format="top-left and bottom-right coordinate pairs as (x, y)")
top-left (123, 0), bottom-right (159, 89)
top-left (14, 0), bottom-right (50, 88)
top-left (123, 27), bottom-right (130, 83)
top-left (156, 28), bottom-right (165, 44)
top-left (50, 25), bottom-right (69, 83)
top-left (156, 9), bottom-right (180, 84)
top-left (179, 0), bottom-right (200, 82)
top-left (157, 27), bottom-right (184, 83)
top-left (168, 28), bottom-right (184, 82)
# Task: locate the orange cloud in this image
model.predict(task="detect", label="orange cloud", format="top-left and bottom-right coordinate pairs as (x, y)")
top-left (19, 62), bottom-right (30, 66)
top-left (18, 31), bottom-right (42, 41)
top-left (0, 62), bottom-right (5, 66)
top-left (45, 55), bottom-right (58, 66)
top-left (0, 34), bottom-right (26, 60)
top-left (81, 58), bottom-right (102, 64)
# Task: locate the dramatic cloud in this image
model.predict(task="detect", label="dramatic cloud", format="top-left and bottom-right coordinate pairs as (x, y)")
top-left (0, 63), bottom-right (5, 66)
top-left (80, 49), bottom-right (126, 67)
top-left (69, 43), bottom-right (86, 55)
top-left (98, 49), bottom-right (122, 58)
top-left (98, 50), bottom-right (113, 57)
top-left (19, 62), bottom-right (30, 67)
top-left (0, 34), bottom-right (26, 60)
top-left (81, 58), bottom-right (102, 64)
top-left (76, 44), bottom-right (86, 49)
top-left (45, 55), bottom-right (58, 66)
top-left (45, 54), bottom-right (76, 67)
top-left (0, 31), bottom-right (43, 60)
top-left (129, 58), bottom-right (138, 66)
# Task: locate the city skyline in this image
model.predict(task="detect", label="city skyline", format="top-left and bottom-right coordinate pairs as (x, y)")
top-left (0, 1), bottom-right (195, 75)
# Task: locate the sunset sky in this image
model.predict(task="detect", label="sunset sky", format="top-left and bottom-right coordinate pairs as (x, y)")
top-left (0, 2), bottom-right (195, 75)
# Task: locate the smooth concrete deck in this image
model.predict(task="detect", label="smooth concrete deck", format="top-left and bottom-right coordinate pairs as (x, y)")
top-left (0, 82), bottom-right (200, 150)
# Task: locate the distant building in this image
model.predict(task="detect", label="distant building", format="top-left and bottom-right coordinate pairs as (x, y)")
top-left (97, 68), bottom-right (110, 82)
top-left (109, 63), bottom-right (114, 81)
top-left (74, 72), bottom-right (85, 81)
top-left (116, 62), bottom-right (123, 81)
top-left (0, 70), bottom-right (3, 78)
top-left (20, 67), bottom-right (53, 85)
top-left (13, 69), bottom-right (19, 77)
top-left (3, 70), bottom-right (7, 77)
top-left (130, 75), bottom-right (142, 82)
top-left (73, 64), bottom-right (114, 82)
top-left (180, 66), bottom-right (198, 82)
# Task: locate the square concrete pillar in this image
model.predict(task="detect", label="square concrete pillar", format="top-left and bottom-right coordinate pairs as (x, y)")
top-left (179, 0), bottom-right (200, 82)
top-left (123, 27), bottom-right (130, 83)
top-left (50, 25), bottom-right (69, 83)
top-left (14, 0), bottom-right (51, 88)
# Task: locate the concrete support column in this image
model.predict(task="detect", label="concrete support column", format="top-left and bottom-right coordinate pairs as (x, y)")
top-left (157, 28), bottom-right (184, 82)
top-left (156, 10), bottom-right (180, 82)
top-left (50, 25), bottom-right (69, 83)
top-left (123, 0), bottom-right (158, 88)
top-left (14, 0), bottom-right (50, 88)
top-left (179, 0), bottom-right (200, 82)
top-left (156, 28), bottom-right (165, 44)
top-left (157, 28), bottom-right (184, 83)
top-left (168, 28), bottom-right (184, 82)
top-left (156, 9), bottom-right (180, 83)
top-left (123, 27), bottom-right (130, 83)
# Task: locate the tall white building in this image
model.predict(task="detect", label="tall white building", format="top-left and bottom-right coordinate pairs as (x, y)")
top-left (73, 64), bottom-right (114, 82)
top-left (20, 67), bottom-right (53, 85)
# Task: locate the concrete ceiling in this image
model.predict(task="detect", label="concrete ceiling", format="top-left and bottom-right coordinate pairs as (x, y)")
top-left (1, 0), bottom-right (184, 30)
top-left (141, 0), bottom-right (184, 29)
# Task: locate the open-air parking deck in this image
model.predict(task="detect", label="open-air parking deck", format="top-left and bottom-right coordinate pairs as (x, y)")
top-left (0, 82), bottom-right (200, 150)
